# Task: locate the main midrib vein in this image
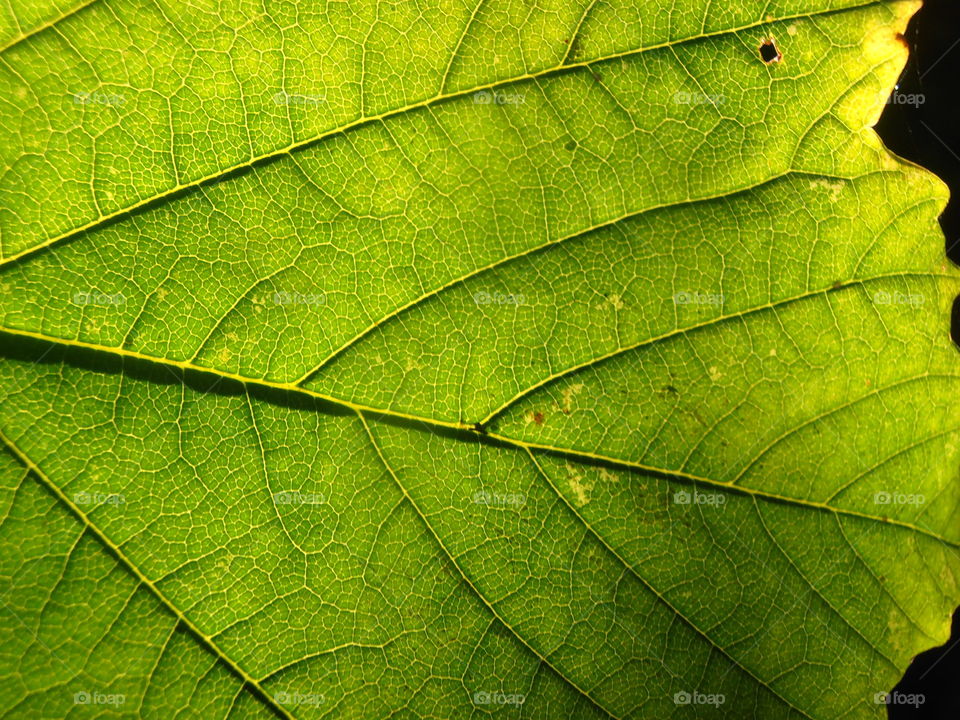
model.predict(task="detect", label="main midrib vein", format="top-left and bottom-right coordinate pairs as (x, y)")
top-left (0, 0), bottom-right (884, 268)
top-left (1, 279), bottom-right (957, 550)
top-left (0, 427), bottom-right (297, 720)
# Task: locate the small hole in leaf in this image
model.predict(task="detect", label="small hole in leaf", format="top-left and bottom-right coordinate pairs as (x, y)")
top-left (759, 38), bottom-right (782, 64)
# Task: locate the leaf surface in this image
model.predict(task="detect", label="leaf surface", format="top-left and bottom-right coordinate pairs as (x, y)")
top-left (0, 0), bottom-right (958, 718)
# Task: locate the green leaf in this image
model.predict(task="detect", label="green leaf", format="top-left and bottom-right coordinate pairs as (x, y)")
top-left (0, 0), bottom-right (957, 718)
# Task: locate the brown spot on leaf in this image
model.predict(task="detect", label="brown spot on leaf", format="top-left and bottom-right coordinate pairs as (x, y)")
top-left (525, 410), bottom-right (546, 426)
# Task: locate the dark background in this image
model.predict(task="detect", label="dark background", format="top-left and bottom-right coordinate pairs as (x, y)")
top-left (875, 0), bottom-right (960, 263)
top-left (874, 0), bottom-right (960, 716)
